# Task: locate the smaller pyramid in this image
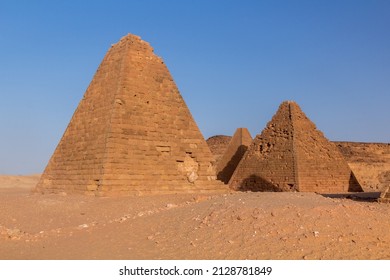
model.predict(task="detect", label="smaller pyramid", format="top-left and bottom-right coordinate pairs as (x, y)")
top-left (216, 128), bottom-right (252, 184)
top-left (229, 101), bottom-right (363, 193)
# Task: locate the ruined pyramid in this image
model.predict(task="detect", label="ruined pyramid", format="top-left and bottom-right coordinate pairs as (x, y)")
top-left (229, 101), bottom-right (363, 193)
top-left (216, 128), bottom-right (252, 184)
top-left (36, 34), bottom-right (225, 196)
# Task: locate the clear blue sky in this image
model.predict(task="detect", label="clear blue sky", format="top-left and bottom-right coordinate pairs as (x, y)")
top-left (1, 0), bottom-right (389, 174)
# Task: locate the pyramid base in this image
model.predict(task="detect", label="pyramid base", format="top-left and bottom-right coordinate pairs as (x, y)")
top-left (34, 181), bottom-right (229, 197)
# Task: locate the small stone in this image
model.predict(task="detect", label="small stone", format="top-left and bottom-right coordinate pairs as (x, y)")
top-left (187, 171), bottom-right (199, 183)
top-left (166, 203), bottom-right (177, 209)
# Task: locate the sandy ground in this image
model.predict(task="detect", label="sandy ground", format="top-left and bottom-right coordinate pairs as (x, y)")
top-left (1, 175), bottom-right (390, 260)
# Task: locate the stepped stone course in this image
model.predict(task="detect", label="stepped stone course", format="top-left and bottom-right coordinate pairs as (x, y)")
top-left (229, 101), bottom-right (363, 193)
top-left (35, 34), bottom-right (226, 196)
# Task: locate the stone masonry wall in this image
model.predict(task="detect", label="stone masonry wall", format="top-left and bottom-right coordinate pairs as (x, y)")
top-left (229, 102), bottom-right (297, 192)
top-left (36, 37), bottom-right (124, 193)
top-left (229, 101), bottom-right (362, 193)
top-left (290, 103), bottom-right (362, 193)
top-left (36, 34), bottom-right (226, 196)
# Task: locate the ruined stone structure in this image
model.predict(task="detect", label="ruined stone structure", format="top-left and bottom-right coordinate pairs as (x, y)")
top-left (215, 128), bottom-right (252, 184)
top-left (229, 101), bottom-right (363, 193)
top-left (207, 136), bottom-right (390, 192)
top-left (206, 135), bottom-right (232, 163)
top-left (36, 34), bottom-right (226, 196)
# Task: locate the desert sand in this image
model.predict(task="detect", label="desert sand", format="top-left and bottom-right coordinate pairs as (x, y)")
top-left (1, 175), bottom-right (390, 260)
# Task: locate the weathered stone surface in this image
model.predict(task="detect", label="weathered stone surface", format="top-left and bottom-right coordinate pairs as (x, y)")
top-left (35, 34), bottom-right (226, 196)
top-left (206, 135), bottom-right (232, 165)
top-left (216, 128), bottom-right (252, 184)
top-left (207, 136), bottom-right (390, 192)
top-left (229, 101), bottom-right (363, 193)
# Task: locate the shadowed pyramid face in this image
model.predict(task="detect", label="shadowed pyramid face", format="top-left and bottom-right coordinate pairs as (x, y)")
top-left (35, 34), bottom-right (226, 196)
top-left (229, 101), bottom-right (363, 193)
top-left (215, 128), bottom-right (252, 184)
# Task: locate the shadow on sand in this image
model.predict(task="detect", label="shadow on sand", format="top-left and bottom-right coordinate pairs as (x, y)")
top-left (236, 174), bottom-right (282, 192)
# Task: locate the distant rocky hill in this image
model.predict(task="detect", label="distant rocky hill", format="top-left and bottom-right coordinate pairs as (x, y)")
top-left (334, 142), bottom-right (390, 191)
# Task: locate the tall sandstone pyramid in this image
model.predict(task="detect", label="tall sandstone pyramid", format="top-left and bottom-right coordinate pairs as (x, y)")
top-left (216, 128), bottom-right (252, 184)
top-left (229, 101), bottom-right (363, 193)
top-left (36, 34), bottom-right (226, 196)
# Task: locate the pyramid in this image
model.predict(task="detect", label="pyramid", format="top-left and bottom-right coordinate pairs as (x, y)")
top-left (229, 101), bottom-right (363, 193)
top-left (216, 128), bottom-right (252, 184)
top-left (35, 34), bottom-right (226, 196)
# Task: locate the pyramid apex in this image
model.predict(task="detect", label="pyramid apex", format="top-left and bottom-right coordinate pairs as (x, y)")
top-left (234, 128), bottom-right (252, 140)
top-left (110, 33), bottom-right (153, 51)
top-left (233, 127), bottom-right (252, 141)
top-left (121, 33), bottom-right (142, 42)
top-left (280, 100), bottom-right (299, 106)
top-left (277, 100), bottom-right (304, 114)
